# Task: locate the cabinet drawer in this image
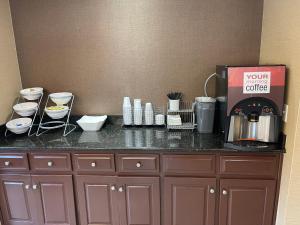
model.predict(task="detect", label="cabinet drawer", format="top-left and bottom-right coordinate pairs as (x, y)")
top-left (219, 155), bottom-right (279, 178)
top-left (162, 155), bottom-right (216, 175)
top-left (73, 154), bottom-right (115, 173)
top-left (117, 154), bottom-right (159, 174)
top-left (29, 153), bottom-right (71, 172)
top-left (0, 153), bottom-right (29, 171)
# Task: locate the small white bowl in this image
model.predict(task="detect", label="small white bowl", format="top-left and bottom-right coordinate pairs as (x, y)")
top-left (77, 115), bottom-right (107, 131)
top-left (6, 118), bottom-right (32, 134)
top-left (49, 92), bottom-right (72, 105)
top-left (20, 87), bottom-right (43, 100)
top-left (45, 106), bottom-right (69, 119)
top-left (13, 102), bottom-right (38, 117)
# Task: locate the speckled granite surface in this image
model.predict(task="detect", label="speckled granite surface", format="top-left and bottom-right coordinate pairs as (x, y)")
top-left (0, 117), bottom-right (284, 153)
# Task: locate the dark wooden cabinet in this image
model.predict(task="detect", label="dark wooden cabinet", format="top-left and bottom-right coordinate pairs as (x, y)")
top-left (164, 177), bottom-right (216, 225)
top-left (219, 179), bottom-right (276, 225)
top-left (76, 176), bottom-right (119, 225)
top-left (118, 177), bottom-right (160, 225)
top-left (76, 176), bottom-right (160, 225)
top-left (0, 174), bottom-right (76, 225)
top-left (0, 153), bottom-right (282, 225)
top-left (32, 175), bottom-right (76, 225)
top-left (0, 175), bottom-right (37, 225)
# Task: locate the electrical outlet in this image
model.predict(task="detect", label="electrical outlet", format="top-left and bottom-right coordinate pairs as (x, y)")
top-left (283, 104), bottom-right (288, 122)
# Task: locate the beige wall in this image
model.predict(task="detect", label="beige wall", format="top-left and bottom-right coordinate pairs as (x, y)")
top-left (260, 0), bottom-right (300, 225)
top-left (0, 0), bottom-right (22, 124)
top-left (9, 0), bottom-right (263, 115)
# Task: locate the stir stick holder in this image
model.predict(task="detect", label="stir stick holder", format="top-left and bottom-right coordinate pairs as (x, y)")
top-left (36, 95), bottom-right (76, 137)
top-left (5, 93), bottom-right (44, 137)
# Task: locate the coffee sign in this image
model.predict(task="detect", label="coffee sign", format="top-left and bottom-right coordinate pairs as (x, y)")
top-left (243, 71), bottom-right (271, 94)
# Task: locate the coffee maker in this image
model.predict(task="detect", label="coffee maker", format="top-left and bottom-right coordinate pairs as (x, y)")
top-left (215, 65), bottom-right (286, 149)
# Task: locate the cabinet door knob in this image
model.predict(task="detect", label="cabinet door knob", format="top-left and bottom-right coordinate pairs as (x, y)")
top-left (91, 162), bottom-right (96, 167)
top-left (32, 184), bottom-right (38, 190)
top-left (47, 161), bottom-right (53, 167)
top-left (118, 187), bottom-right (124, 192)
top-left (136, 162), bottom-right (142, 168)
top-left (222, 189), bottom-right (228, 195)
top-left (110, 185), bottom-right (116, 191)
top-left (4, 161), bottom-right (10, 166)
top-left (209, 188), bottom-right (215, 194)
top-left (25, 185), bottom-right (30, 190)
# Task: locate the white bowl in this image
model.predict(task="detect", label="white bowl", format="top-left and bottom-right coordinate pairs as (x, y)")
top-left (6, 118), bottom-right (32, 134)
top-left (20, 87), bottom-right (43, 100)
top-left (49, 92), bottom-right (72, 105)
top-left (45, 106), bottom-right (69, 119)
top-left (77, 115), bottom-right (107, 131)
top-left (13, 102), bottom-right (38, 117)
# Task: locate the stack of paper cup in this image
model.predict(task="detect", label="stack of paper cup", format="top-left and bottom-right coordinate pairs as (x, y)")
top-left (155, 114), bottom-right (165, 125)
top-left (123, 97), bottom-right (132, 125)
top-left (134, 99), bottom-right (143, 125)
top-left (144, 103), bottom-right (154, 125)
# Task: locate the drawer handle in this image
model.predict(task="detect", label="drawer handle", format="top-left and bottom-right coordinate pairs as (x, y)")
top-left (118, 186), bottom-right (124, 192)
top-left (209, 188), bottom-right (215, 194)
top-left (25, 185), bottom-right (30, 190)
top-left (222, 189), bottom-right (228, 195)
top-left (136, 162), bottom-right (142, 168)
top-left (32, 184), bottom-right (38, 190)
top-left (91, 162), bottom-right (96, 167)
top-left (47, 161), bottom-right (53, 167)
top-left (110, 185), bottom-right (116, 191)
top-left (4, 161), bottom-right (10, 167)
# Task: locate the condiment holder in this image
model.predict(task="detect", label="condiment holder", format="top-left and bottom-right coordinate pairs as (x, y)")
top-left (166, 101), bottom-right (195, 130)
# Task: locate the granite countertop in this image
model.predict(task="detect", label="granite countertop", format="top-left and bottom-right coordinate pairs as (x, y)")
top-left (0, 117), bottom-right (284, 153)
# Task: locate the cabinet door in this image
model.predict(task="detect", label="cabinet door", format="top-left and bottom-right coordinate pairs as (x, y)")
top-left (32, 175), bottom-right (76, 225)
top-left (164, 177), bottom-right (216, 225)
top-left (118, 177), bottom-right (160, 225)
top-left (0, 175), bottom-right (37, 225)
top-left (75, 175), bottom-right (119, 225)
top-left (219, 179), bottom-right (276, 225)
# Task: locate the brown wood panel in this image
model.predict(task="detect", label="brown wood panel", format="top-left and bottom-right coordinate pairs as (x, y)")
top-left (0, 153), bottom-right (29, 172)
top-left (10, 0), bottom-right (263, 115)
top-left (29, 153), bottom-right (71, 172)
top-left (162, 154), bottom-right (216, 176)
top-left (118, 177), bottom-right (160, 225)
top-left (0, 174), bottom-right (38, 225)
top-left (219, 155), bottom-right (279, 178)
top-left (73, 153), bottom-right (115, 173)
top-left (219, 179), bottom-right (276, 225)
top-left (117, 154), bottom-right (159, 175)
top-left (164, 177), bottom-right (216, 225)
top-left (32, 175), bottom-right (76, 225)
top-left (75, 175), bottom-right (119, 225)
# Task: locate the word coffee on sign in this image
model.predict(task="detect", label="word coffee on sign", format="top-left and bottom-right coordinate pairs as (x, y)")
top-left (243, 71), bottom-right (271, 94)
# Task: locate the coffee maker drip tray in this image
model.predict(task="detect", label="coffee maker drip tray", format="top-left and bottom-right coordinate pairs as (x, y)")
top-left (224, 141), bottom-right (281, 151)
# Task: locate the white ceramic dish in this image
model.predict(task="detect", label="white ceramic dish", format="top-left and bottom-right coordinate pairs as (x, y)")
top-left (45, 106), bottom-right (69, 119)
top-left (49, 92), bottom-right (72, 105)
top-left (6, 118), bottom-right (32, 134)
top-left (13, 102), bottom-right (38, 117)
top-left (20, 87), bottom-right (43, 100)
top-left (77, 115), bottom-right (107, 131)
